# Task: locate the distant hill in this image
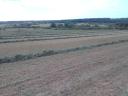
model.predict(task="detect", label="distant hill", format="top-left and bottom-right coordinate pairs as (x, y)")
top-left (0, 18), bottom-right (128, 24)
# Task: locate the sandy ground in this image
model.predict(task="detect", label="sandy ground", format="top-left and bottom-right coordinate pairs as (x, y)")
top-left (1, 32), bottom-right (128, 57)
top-left (0, 40), bottom-right (128, 96)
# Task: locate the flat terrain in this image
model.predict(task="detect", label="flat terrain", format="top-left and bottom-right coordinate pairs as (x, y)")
top-left (0, 30), bottom-right (128, 58)
top-left (1, 42), bottom-right (128, 96)
top-left (0, 29), bottom-right (128, 96)
top-left (1, 28), bottom-right (127, 42)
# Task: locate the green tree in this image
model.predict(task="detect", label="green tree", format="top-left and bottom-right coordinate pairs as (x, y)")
top-left (50, 23), bottom-right (56, 28)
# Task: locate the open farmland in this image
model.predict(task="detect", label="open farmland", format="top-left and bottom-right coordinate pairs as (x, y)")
top-left (0, 28), bottom-right (128, 58)
top-left (0, 28), bottom-right (128, 96)
top-left (0, 28), bottom-right (128, 43)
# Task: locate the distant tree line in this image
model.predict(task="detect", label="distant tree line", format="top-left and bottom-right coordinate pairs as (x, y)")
top-left (115, 23), bottom-right (128, 30)
top-left (50, 22), bottom-right (128, 30)
top-left (1, 18), bottom-right (128, 30)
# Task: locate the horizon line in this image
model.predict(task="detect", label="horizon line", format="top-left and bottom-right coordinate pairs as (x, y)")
top-left (0, 17), bottom-right (128, 22)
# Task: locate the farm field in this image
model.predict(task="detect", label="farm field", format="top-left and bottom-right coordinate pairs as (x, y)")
top-left (1, 41), bottom-right (128, 96)
top-left (0, 29), bottom-right (128, 96)
top-left (0, 28), bottom-right (128, 43)
top-left (0, 28), bottom-right (128, 58)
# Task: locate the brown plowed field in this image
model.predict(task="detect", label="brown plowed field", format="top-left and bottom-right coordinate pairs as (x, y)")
top-left (0, 31), bottom-right (128, 95)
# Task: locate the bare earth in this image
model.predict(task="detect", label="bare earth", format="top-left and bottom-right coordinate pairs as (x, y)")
top-left (0, 34), bottom-right (128, 96)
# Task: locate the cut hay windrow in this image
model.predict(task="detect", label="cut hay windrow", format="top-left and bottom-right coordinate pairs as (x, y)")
top-left (0, 39), bottom-right (128, 64)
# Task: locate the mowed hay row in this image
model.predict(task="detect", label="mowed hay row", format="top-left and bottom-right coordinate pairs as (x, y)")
top-left (0, 33), bottom-right (128, 58)
top-left (1, 38), bottom-right (128, 64)
top-left (1, 41), bottom-right (128, 96)
top-left (0, 29), bottom-right (127, 43)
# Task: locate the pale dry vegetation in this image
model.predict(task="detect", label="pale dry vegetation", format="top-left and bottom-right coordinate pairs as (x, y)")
top-left (0, 28), bottom-right (128, 96)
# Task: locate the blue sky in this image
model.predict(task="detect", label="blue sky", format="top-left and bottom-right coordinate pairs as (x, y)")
top-left (0, 0), bottom-right (128, 21)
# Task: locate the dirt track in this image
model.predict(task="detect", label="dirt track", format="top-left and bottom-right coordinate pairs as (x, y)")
top-left (0, 40), bottom-right (128, 96)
